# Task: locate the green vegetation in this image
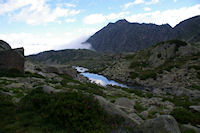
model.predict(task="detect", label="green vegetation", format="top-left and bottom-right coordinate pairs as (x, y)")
top-left (188, 65), bottom-right (200, 70)
top-left (191, 84), bottom-right (200, 91)
top-left (182, 129), bottom-right (196, 133)
top-left (121, 87), bottom-right (153, 98)
top-left (162, 95), bottom-right (199, 109)
top-left (0, 89), bottom-right (124, 133)
top-left (0, 69), bottom-right (45, 79)
top-left (170, 108), bottom-right (200, 125)
top-left (0, 69), bottom-right (25, 77)
top-left (139, 71), bottom-right (157, 80)
top-left (134, 102), bottom-right (146, 113)
top-left (163, 95), bottom-right (200, 125)
top-left (129, 72), bottom-right (139, 79)
top-left (197, 72), bottom-right (200, 79)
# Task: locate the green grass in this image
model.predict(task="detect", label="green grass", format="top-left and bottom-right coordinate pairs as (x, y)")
top-left (134, 102), bottom-right (146, 113)
top-left (0, 89), bottom-right (124, 133)
top-left (129, 72), bottom-right (139, 79)
top-left (122, 87), bottom-right (153, 98)
top-left (188, 65), bottom-right (200, 70)
top-left (191, 85), bottom-right (200, 91)
top-left (162, 95), bottom-right (199, 109)
top-left (170, 107), bottom-right (200, 125)
top-left (0, 69), bottom-right (45, 79)
top-left (139, 71), bottom-right (157, 80)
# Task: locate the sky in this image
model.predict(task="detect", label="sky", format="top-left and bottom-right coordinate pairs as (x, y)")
top-left (0, 0), bottom-right (199, 55)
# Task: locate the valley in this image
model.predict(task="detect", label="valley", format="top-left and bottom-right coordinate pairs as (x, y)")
top-left (0, 15), bottom-right (200, 133)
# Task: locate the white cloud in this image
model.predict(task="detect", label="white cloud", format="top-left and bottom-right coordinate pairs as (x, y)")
top-left (124, 0), bottom-right (159, 9)
top-left (65, 3), bottom-right (76, 8)
top-left (146, 0), bottom-right (159, 5)
top-left (126, 4), bottom-right (200, 27)
top-left (174, 0), bottom-right (177, 2)
top-left (144, 7), bottom-right (151, 11)
top-left (0, 27), bottom-right (97, 55)
top-left (66, 18), bottom-right (76, 23)
top-left (83, 12), bottom-right (129, 24)
top-left (0, 0), bottom-right (80, 25)
top-left (83, 14), bottom-right (106, 24)
top-left (124, 0), bottom-right (144, 9)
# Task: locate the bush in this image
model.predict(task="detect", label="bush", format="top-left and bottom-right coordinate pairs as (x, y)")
top-left (134, 102), bottom-right (146, 113)
top-left (197, 72), bottom-right (200, 79)
top-left (20, 89), bottom-right (123, 132)
top-left (129, 72), bottom-right (139, 79)
top-left (170, 108), bottom-right (200, 125)
top-left (139, 71), bottom-right (157, 80)
top-left (188, 65), bottom-right (200, 70)
top-left (0, 69), bottom-right (24, 77)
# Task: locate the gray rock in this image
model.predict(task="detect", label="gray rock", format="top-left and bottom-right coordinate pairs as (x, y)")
top-left (181, 124), bottom-right (200, 133)
top-left (0, 40), bottom-right (11, 50)
top-left (42, 85), bottom-right (62, 94)
top-left (114, 97), bottom-right (135, 109)
top-left (140, 115), bottom-right (181, 133)
top-left (95, 95), bottom-right (142, 126)
top-left (190, 105), bottom-right (200, 113)
top-left (140, 111), bottom-right (148, 119)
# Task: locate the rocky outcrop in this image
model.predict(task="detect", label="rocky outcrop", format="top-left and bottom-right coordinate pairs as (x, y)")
top-left (0, 40), bottom-right (25, 73)
top-left (0, 40), bottom-right (11, 50)
top-left (140, 115), bottom-right (181, 133)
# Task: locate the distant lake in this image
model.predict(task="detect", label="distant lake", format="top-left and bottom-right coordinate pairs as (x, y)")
top-left (74, 66), bottom-right (128, 88)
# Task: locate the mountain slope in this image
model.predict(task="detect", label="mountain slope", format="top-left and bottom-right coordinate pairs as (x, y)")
top-left (101, 40), bottom-right (200, 97)
top-left (28, 49), bottom-right (114, 70)
top-left (86, 16), bottom-right (200, 53)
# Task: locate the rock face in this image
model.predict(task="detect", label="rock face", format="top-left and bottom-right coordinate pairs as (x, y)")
top-left (0, 40), bottom-right (12, 50)
top-left (0, 40), bottom-right (25, 72)
top-left (140, 115), bottom-right (181, 133)
top-left (86, 15), bottom-right (200, 53)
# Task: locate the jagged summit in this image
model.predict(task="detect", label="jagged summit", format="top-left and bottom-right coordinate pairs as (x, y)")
top-left (86, 15), bottom-right (200, 53)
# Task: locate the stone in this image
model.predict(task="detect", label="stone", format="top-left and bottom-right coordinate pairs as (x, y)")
top-left (114, 97), bottom-right (135, 109)
top-left (0, 40), bottom-right (11, 50)
top-left (140, 115), bottom-right (181, 133)
top-left (0, 40), bottom-right (25, 73)
top-left (42, 85), bottom-right (62, 94)
top-left (181, 124), bottom-right (200, 133)
top-left (189, 105), bottom-right (200, 113)
top-left (140, 111), bottom-right (149, 119)
top-left (95, 95), bottom-right (142, 126)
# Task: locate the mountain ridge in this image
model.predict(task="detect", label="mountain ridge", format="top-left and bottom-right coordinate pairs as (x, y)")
top-left (85, 15), bottom-right (200, 53)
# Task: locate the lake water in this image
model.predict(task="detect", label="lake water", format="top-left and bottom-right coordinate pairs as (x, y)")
top-left (74, 66), bottom-right (128, 88)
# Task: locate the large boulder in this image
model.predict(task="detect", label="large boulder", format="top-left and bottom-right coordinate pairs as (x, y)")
top-left (0, 40), bottom-right (11, 51)
top-left (95, 95), bottom-right (141, 133)
top-left (140, 115), bottom-right (181, 133)
top-left (114, 97), bottom-right (135, 109)
top-left (0, 40), bottom-right (25, 73)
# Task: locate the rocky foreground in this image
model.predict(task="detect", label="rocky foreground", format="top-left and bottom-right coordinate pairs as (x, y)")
top-left (0, 58), bottom-right (199, 132)
top-left (0, 39), bottom-right (200, 133)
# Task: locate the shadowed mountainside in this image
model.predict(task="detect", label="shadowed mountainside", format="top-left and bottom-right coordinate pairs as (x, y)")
top-left (85, 15), bottom-right (200, 53)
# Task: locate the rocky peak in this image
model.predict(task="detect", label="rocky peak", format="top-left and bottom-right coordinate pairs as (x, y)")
top-left (0, 40), bottom-right (12, 51)
top-left (0, 40), bottom-right (25, 72)
top-left (86, 15), bottom-right (200, 53)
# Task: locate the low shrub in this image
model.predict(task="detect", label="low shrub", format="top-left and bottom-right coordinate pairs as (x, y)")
top-left (0, 69), bottom-right (24, 77)
top-left (129, 72), bottom-right (139, 79)
top-left (139, 71), bottom-right (157, 80)
top-left (20, 89), bottom-right (123, 132)
top-left (134, 102), bottom-right (146, 113)
top-left (170, 108), bottom-right (200, 125)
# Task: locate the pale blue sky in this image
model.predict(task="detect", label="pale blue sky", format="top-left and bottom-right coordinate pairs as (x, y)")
top-left (0, 0), bottom-right (199, 55)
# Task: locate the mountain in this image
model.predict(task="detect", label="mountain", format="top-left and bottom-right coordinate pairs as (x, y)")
top-left (101, 39), bottom-right (200, 96)
top-left (28, 49), bottom-right (114, 70)
top-left (85, 15), bottom-right (200, 53)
